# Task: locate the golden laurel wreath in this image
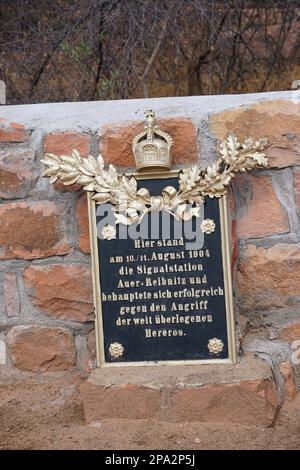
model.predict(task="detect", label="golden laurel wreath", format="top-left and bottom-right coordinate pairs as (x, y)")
top-left (41, 134), bottom-right (268, 226)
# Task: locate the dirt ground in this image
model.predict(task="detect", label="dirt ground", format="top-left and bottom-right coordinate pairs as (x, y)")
top-left (0, 371), bottom-right (300, 450)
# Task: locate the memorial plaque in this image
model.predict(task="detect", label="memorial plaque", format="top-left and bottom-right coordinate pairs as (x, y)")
top-left (88, 175), bottom-right (236, 365)
top-left (42, 109), bottom-right (268, 367)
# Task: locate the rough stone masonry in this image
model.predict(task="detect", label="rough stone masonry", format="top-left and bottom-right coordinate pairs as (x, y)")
top-left (0, 91), bottom-right (299, 423)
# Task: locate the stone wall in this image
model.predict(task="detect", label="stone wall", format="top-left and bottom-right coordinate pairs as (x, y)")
top-left (0, 91), bottom-right (299, 403)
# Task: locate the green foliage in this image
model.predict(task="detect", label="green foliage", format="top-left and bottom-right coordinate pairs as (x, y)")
top-left (97, 71), bottom-right (121, 100)
top-left (61, 40), bottom-right (93, 64)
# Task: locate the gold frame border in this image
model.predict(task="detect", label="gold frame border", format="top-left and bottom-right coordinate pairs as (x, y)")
top-left (88, 170), bottom-right (237, 367)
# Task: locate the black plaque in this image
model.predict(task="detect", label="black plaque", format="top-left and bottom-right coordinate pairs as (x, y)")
top-left (90, 175), bottom-right (235, 365)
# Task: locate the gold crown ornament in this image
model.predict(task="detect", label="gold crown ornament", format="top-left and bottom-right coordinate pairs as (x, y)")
top-left (42, 107), bottom-right (268, 228)
top-left (132, 110), bottom-right (173, 171)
